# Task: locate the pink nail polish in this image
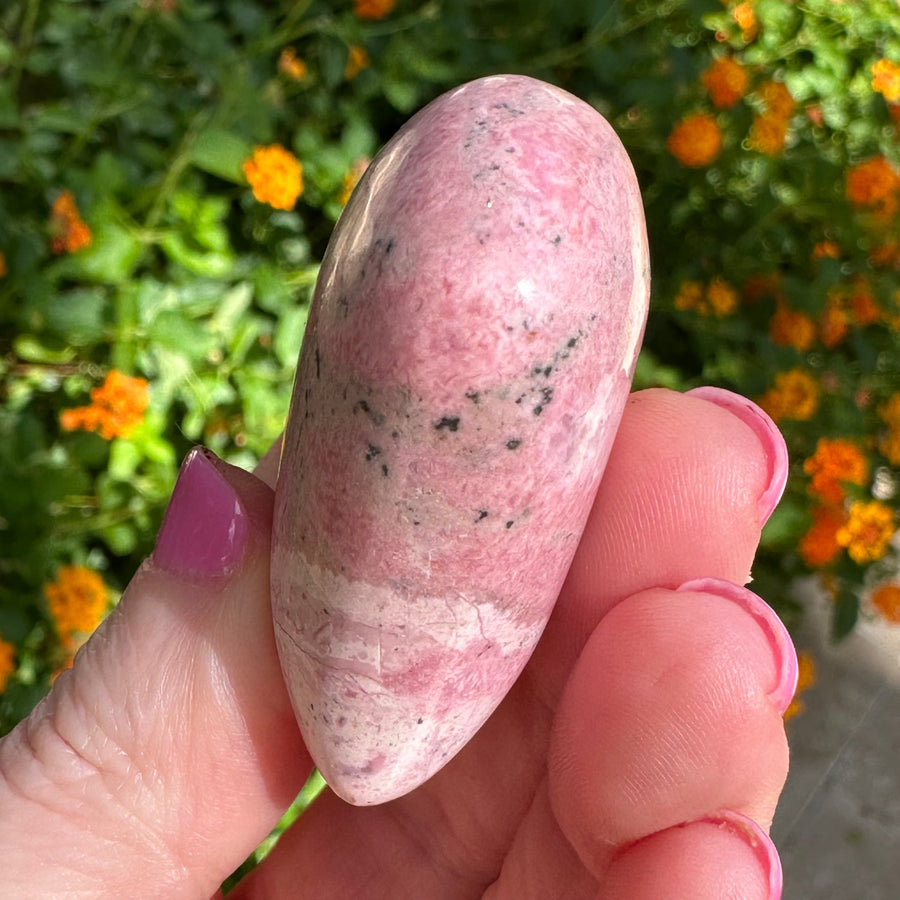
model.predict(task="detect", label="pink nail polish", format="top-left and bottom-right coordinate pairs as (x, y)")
top-left (153, 447), bottom-right (248, 579)
top-left (686, 386), bottom-right (789, 525)
top-left (678, 577), bottom-right (798, 715)
top-left (696, 810), bottom-right (783, 899)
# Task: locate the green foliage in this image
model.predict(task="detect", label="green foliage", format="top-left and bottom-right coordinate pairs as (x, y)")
top-left (2, 0), bottom-right (900, 868)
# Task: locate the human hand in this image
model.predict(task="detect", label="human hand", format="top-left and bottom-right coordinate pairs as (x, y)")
top-left (0, 386), bottom-right (794, 899)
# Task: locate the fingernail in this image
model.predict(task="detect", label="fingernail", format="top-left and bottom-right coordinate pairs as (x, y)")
top-left (694, 811), bottom-right (783, 899)
top-left (153, 447), bottom-right (248, 579)
top-left (678, 577), bottom-right (798, 715)
top-left (686, 386), bottom-right (788, 525)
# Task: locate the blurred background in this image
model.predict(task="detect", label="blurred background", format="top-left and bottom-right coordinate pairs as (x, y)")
top-left (1, 0), bottom-right (899, 895)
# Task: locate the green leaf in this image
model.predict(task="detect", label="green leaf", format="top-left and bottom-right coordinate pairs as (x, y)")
top-left (832, 589), bottom-right (860, 641)
top-left (273, 304), bottom-right (308, 368)
top-left (12, 335), bottom-right (76, 365)
top-left (72, 218), bottom-right (144, 284)
top-left (190, 128), bottom-right (252, 184)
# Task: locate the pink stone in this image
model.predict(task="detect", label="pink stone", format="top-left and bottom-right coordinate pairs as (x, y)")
top-left (271, 74), bottom-right (650, 805)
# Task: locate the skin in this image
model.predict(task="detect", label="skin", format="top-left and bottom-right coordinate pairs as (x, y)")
top-left (0, 388), bottom-right (791, 898)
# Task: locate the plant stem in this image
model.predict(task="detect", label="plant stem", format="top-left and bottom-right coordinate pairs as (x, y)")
top-left (144, 108), bottom-right (212, 230)
top-left (9, 0), bottom-right (42, 102)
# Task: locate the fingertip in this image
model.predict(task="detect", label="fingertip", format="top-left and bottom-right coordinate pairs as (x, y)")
top-left (597, 813), bottom-right (782, 900)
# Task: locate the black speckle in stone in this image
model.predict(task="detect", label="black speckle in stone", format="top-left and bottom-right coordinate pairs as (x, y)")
top-left (506, 439), bottom-right (521, 450)
top-left (365, 444), bottom-right (381, 461)
top-left (541, 386), bottom-right (554, 405)
top-left (391, 430), bottom-right (399, 439)
top-left (543, 366), bottom-right (552, 377)
top-left (465, 390), bottom-right (481, 404)
top-left (435, 416), bottom-right (460, 432)
top-left (315, 347), bottom-right (321, 379)
top-left (553, 234), bottom-right (562, 246)
top-left (381, 464), bottom-right (389, 478)
top-left (506, 146), bottom-right (516, 154)
top-left (417, 717), bottom-right (424, 724)
top-left (506, 520), bottom-right (514, 529)
top-left (475, 509), bottom-right (489, 522)
top-left (567, 336), bottom-right (578, 349)
top-left (354, 399), bottom-right (385, 427)
top-left (384, 237), bottom-right (394, 254)
top-left (533, 405), bottom-right (544, 416)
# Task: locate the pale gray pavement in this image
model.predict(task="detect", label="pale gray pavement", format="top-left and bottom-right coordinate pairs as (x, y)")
top-left (773, 581), bottom-right (900, 899)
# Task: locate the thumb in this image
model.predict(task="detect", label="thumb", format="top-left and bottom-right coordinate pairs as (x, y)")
top-left (0, 448), bottom-right (311, 899)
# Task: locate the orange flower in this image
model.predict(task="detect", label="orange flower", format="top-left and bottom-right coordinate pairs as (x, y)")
top-left (870, 583), bottom-right (900, 624)
top-left (784, 651), bottom-right (816, 720)
top-left (846, 155), bottom-right (900, 217)
top-left (733, 1), bottom-right (758, 41)
top-left (849, 281), bottom-right (880, 325)
top-left (879, 393), bottom-right (900, 429)
top-left (872, 59), bottom-right (900, 104)
top-left (742, 271), bottom-right (783, 304)
top-left (799, 505), bottom-right (846, 568)
top-left (836, 500), bottom-right (896, 564)
top-left (344, 45), bottom-right (369, 79)
top-left (50, 190), bottom-right (92, 254)
top-left (768, 303), bottom-right (816, 352)
top-left (819, 294), bottom-right (850, 348)
top-left (242, 144), bottom-right (303, 210)
top-left (354, 0), bottom-right (396, 19)
top-left (674, 277), bottom-right (737, 316)
top-left (60, 370), bottom-right (150, 440)
top-left (667, 114), bottom-right (723, 168)
top-left (757, 369), bottom-right (820, 422)
top-left (803, 437), bottom-right (869, 506)
top-left (278, 47), bottom-right (308, 81)
top-left (702, 57), bottom-right (749, 109)
top-left (758, 80), bottom-right (795, 120)
top-left (812, 240), bottom-right (840, 260)
top-left (0, 634), bottom-right (15, 694)
top-left (870, 240), bottom-right (900, 269)
top-left (44, 565), bottom-right (110, 638)
top-left (879, 427), bottom-right (900, 466)
top-left (748, 113), bottom-right (789, 155)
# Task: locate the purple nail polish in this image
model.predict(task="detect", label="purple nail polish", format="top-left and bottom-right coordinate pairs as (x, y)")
top-left (153, 447), bottom-right (248, 579)
top-left (696, 810), bottom-right (783, 899)
top-left (678, 577), bottom-right (798, 715)
top-left (686, 386), bottom-right (789, 525)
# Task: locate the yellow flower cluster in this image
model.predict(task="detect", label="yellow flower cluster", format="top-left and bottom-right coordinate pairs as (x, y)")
top-left (872, 59), bottom-right (900, 104)
top-left (836, 500), bottom-right (896, 565)
top-left (674, 277), bottom-right (738, 316)
top-left (757, 369), bottom-right (820, 423)
top-left (44, 565), bottom-right (110, 638)
top-left (0, 635), bottom-right (15, 694)
top-left (278, 47), bottom-right (308, 81)
top-left (667, 113), bottom-right (723, 168)
top-left (60, 370), bottom-right (150, 440)
top-left (243, 144), bottom-right (303, 211)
